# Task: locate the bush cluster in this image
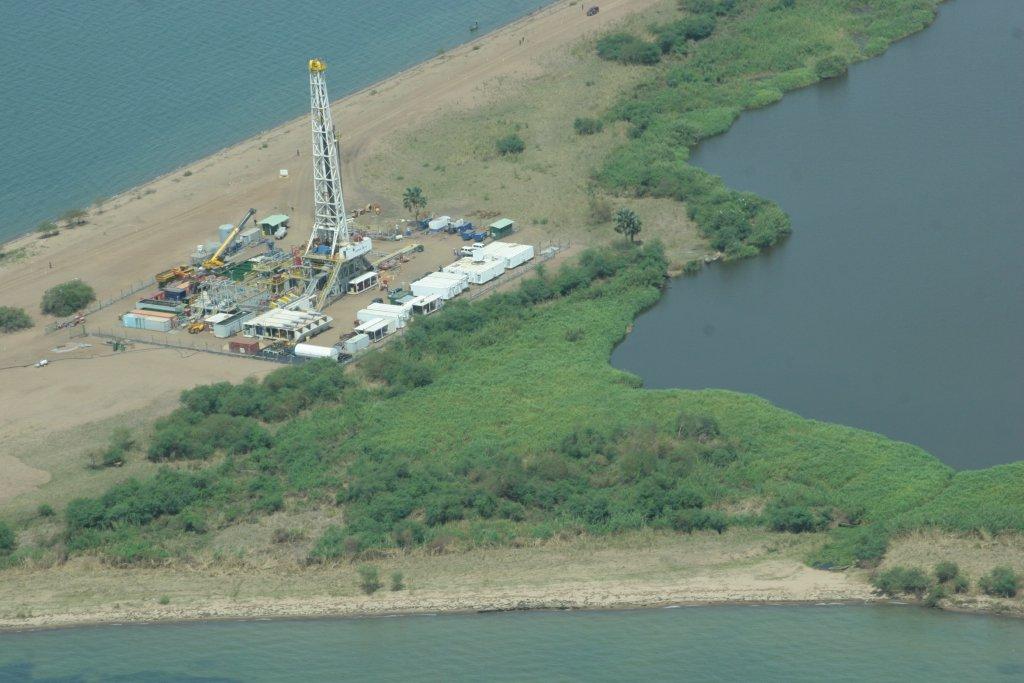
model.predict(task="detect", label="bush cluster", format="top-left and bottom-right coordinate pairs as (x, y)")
top-left (496, 134), bottom-right (525, 156)
top-left (871, 566), bottom-right (931, 597)
top-left (596, 33), bottom-right (661, 65)
top-left (979, 566), bottom-right (1020, 598)
top-left (0, 306), bottom-right (32, 333)
top-left (654, 15), bottom-right (716, 54)
top-left (41, 280), bottom-right (95, 317)
top-left (573, 117), bottom-right (604, 136)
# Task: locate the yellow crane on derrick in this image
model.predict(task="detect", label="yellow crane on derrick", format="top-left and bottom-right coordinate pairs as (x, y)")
top-left (203, 208), bottom-right (257, 270)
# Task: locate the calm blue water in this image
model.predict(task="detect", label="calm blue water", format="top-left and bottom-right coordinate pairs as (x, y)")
top-left (1, 606), bottom-right (1023, 681)
top-left (612, 0), bottom-right (1024, 469)
top-left (0, 0), bottom-right (548, 242)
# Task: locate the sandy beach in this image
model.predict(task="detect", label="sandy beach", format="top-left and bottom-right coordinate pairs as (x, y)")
top-left (0, 0), bottom-right (660, 503)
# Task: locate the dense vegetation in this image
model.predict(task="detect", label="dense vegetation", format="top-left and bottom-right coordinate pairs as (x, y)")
top-left (0, 240), bottom-right (1012, 572)
top-left (596, 33), bottom-right (662, 66)
top-left (0, 306), bottom-right (32, 333)
top-left (589, 0), bottom-right (940, 258)
top-left (41, 280), bottom-right (95, 316)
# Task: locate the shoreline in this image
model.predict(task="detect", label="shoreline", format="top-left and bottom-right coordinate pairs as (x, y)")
top-left (0, 598), bottom-right (889, 635)
top-left (5, 592), bottom-right (1022, 635)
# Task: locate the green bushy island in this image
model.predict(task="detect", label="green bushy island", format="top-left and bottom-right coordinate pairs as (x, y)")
top-left (8, 0), bottom-right (1016, 583)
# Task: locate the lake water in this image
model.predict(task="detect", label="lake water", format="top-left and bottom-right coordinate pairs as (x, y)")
top-left (2, 605), bottom-right (1023, 681)
top-left (0, 0), bottom-right (548, 243)
top-left (612, 0), bottom-right (1024, 470)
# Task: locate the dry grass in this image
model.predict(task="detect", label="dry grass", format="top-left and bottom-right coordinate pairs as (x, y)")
top-left (882, 530), bottom-right (1024, 615)
top-left (0, 392), bottom-right (178, 522)
top-left (361, 0), bottom-right (705, 268)
top-left (0, 528), bottom-right (876, 630)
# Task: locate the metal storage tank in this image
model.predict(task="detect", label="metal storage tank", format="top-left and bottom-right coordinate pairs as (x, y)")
top-left (294, 343), bottom-right (340, 360)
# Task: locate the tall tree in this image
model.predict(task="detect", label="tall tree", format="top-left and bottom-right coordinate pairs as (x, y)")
top-left (614, 208), bottom-right (642, 243)
top-left (402, 187), bottom-right (428, 219)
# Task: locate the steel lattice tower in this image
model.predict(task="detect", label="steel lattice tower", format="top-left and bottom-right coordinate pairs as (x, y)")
top-left (305, 58), bottom-right (349, 257)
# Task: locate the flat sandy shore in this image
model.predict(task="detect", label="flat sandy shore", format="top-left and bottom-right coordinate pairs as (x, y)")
top-left (0, 0), bottom-right (659, 502)
top-left (0, 530), bottom-right (883, 632)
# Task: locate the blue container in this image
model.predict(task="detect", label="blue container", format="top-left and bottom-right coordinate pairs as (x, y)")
top-left (315, 245), bottom-right (331, 254)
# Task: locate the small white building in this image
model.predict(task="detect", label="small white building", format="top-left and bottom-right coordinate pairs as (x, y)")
top-left (342, 333), bottom-right (370, 354)
top-left (348, 271), bottom-right (379, 294)
top-left (357, 306), bottom-right (408, 329)
top-left (443, 257), bottom-right (504, 285)
top-left (354, 317), bottom-right (391, 342)
top-left (206, 310), bottom-right (253, 338)
top-left (243, 309), bottom-right (332, 342)
top-left (476, 241), bottom-right (535, 270)
top-left (411, 272), bottom-right (468, 300)
top-left (409, 294), bottom-right (442, 315)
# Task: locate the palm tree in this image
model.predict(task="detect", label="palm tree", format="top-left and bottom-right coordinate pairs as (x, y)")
top-left (402, 187), bottom-right (428, 219)
top-left (614, 208), bottom-right (642, 243)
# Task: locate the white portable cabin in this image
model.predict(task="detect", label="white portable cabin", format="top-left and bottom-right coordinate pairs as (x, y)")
top-left (367, 301), bottom-right (413, 319)
top-left (477, 241), bottom-right (535, 269)
top-left (357, 304), bottom-right (408, 329)
top-left (354, 317), bottom-right (391, 342)
top-left (293, 343), bottom-right (340, 360)
top-left (342, 333), bottom-right (370, 354)
top-left (348, 271), bottom-right (379, 294)
top-left (411, 272), bottom-right (468, 300)
top-left (443, 257), bottom-right (504, 285)
top-left (409, 294), bottom-right (442, 315)
top-left (242, 309), bottom-right (332, 342)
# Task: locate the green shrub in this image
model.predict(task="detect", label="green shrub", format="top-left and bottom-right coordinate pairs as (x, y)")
top-left (871, 566), bottom-right (931, 597)
top-left (670, 509), bottom-right (728, 534)
top-left (655, 15), bottom-right (716, 54)
top-left (950, 574), bottom-right (970, 594)
top-left (979, 566), bottom-right (1020, 598)
top-left (766, 504), bottom-right (829, 533)
top-left (573, 117), bottom-right (604, 135)
top-left (0, 521), bottom-right (16, 554)
top-left (308, 525), bottom-right (350, 562)
top-left (390, 571), bottom-right (405, 591)
top-left (158, 595), bottom-right (170, 605)
top-left (357, 565), bottom-right (382, 594)
top-left (934, 561), bottom-right (960, 584)
top-left (808, 525), bottom-right (889, 569)
top-left (814, 54), bottom-right (848, 79)
top-left (923, 584), bottom-right (947, 609)
top-left (0, 306), bottom-right (32, 333)
top-left (679, 0), bottom-right (740, 15)
top-left (37, 504), bottom-right (55, 518)
top-left (596, 33), bottom-right (661, 65)
top-left (41, 280), bottom-right (95, 316)
top-left (496, 134), bottom-right (525, 156)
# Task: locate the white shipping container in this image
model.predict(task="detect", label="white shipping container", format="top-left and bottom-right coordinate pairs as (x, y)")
top-left (357, 308), bottom-right (406, 329)
top-left (367, 301), bottom-right (412, 319)
top-left (294, 343), bottom-right (340, 360)
top-left (343, 333), bottom-right (370, 354)
top-left (443, 257), bottom-right (504, 285)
